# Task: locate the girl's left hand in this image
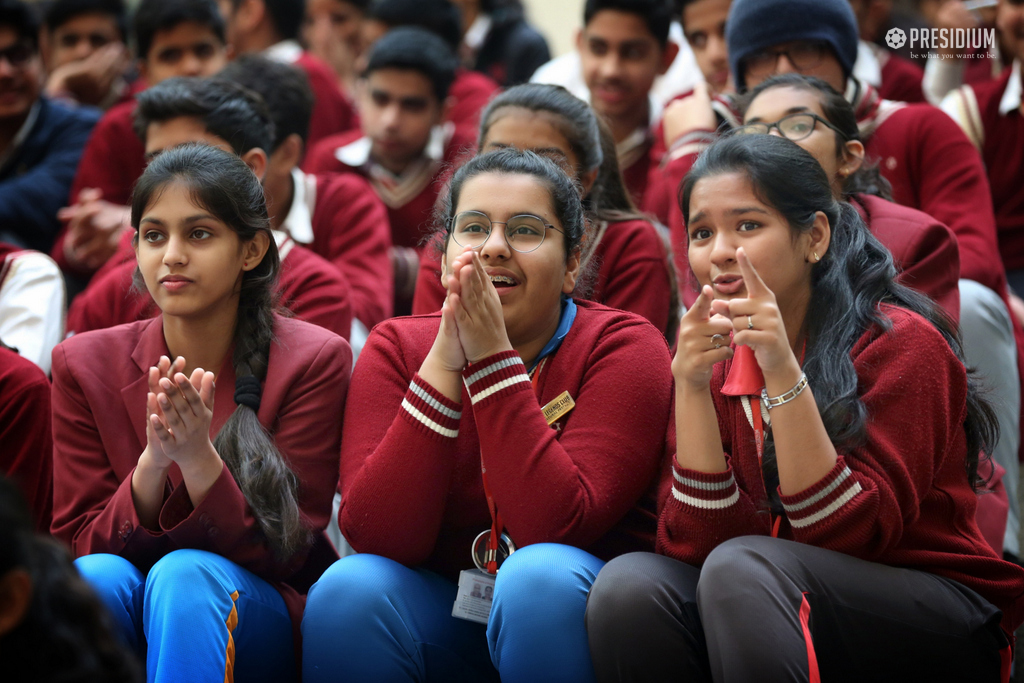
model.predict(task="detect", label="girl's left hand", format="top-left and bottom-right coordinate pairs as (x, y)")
top-left (152, 369), bottom-right (218, 467)
top-left (710, 248), bottom-right (799, 379)
top-left (448, 250), bottom-right (512, 363)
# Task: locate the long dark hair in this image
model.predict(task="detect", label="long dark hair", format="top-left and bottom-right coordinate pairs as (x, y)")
top-left (740, 74), bottom-right (893, 201)
top-left (437, 148), bottom-right (586, 262)
top-left (130, 144), bottom-right (308, 560)
top-left (680, 135), bottom-right (996, 490)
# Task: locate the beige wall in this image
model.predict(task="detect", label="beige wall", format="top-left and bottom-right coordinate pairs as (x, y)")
top-left (522, 0), bottom-right (585, 58)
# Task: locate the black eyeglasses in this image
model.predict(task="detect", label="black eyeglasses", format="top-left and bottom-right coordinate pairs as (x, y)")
top-left (449, 211), bottom-right (564, 253)
top-left (743, 42), bottom-right (830, 80)
top-left (0, 41), bottom-right (34, 68)
top-left (731, 112), bottom-right (847, 142)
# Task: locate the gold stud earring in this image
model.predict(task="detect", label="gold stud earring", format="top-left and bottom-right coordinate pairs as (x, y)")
top-left (813, 252), bottom-right (820, 262)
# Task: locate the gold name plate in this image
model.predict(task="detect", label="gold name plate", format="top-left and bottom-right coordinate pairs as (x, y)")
top-left (541, 391), bottom-right (575, 426)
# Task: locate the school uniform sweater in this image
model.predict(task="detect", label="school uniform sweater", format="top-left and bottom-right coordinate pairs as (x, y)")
top-left (941, 62), bottom-right (1024, 271)
top-left (52, 99), bottom-right (144, 278)
top-left (0, 347), bottom-right (53, 532)
top-left (411, 218), bottom-right (676, 336)
top-left (65, 237), bottom-right (353, 340)
top-left (660, 306), bottom-right (1024, 634)
top-left (297, 171), bottom-right (393, 327)
top-left (447, 68), bottom-right (501, 138)
top-left (851, 79), bottom-right (1004, 295)
top-left (50, 314), bottom-right (351, 635)
top-left (338, 300), bottom-right (673, 581)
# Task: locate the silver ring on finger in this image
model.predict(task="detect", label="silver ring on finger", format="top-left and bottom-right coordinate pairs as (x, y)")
top-left (747, 315), bottom-right (754, 330)
top-left (711, 333), bottom-right (726, 350)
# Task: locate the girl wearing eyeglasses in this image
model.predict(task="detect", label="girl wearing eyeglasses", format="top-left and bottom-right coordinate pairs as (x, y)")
top-left (302, 148), bottom-right (673, 683)
top-left (585, 133), bottom-right (1023, 683)
top-left (413, 83), bottom-right (677, 341)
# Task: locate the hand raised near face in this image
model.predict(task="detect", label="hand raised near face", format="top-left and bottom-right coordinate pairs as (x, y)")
top-left (708, 248), bottom-right (798, 378)
top-left (448, 250), bottom-right (513, 363)
top-left (673, 285), bottom-right (735, 389)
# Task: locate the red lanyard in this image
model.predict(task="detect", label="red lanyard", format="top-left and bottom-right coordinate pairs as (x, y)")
top-left (478, 357), bottom-right (549, 574)
top-left (750, 404), bottom-right (782, 539)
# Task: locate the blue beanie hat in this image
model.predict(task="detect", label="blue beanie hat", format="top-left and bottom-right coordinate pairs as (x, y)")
top-left (726, 0), bottom-right (859, 92)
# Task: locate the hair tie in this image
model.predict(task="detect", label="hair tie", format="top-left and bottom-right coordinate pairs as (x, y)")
top-left (234, 375), bottom-right (262, 412)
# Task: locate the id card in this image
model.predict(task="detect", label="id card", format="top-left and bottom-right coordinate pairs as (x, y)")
top-left (451, 569), bottom-right (496, 624)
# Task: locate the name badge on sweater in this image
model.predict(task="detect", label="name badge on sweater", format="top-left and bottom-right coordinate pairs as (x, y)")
top-left (452, 569), bottom-right (495, 624)
top-left (541, 391), bottom-right (575, 426)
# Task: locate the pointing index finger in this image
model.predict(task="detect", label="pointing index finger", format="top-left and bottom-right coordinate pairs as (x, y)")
top-left (736, 248), bottom-right (769, 297)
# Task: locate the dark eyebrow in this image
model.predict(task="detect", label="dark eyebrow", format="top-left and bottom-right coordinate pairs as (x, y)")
top-left (139, 214), bottom-right (218, 227)
top-left (747, 106), bottom-right (811, 124)
top-left (688, 207), bottom-right (771, 224)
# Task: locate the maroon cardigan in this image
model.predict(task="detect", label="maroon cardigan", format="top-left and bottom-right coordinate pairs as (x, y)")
top-left (338, 300), bottom-right (673, 580)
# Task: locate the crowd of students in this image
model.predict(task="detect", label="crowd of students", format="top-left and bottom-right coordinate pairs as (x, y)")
top-left (2, 0), bottom-right (1024, 680)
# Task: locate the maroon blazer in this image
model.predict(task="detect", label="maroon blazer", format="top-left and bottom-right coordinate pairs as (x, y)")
top-left (50, 314), bottom-right (351, 630)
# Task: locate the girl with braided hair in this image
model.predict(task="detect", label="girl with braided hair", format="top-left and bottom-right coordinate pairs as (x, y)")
top-left (50, 143), bottom-right (351, 682)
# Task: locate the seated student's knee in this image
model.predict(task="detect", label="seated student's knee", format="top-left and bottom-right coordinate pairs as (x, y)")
top-left (494, 543), bottom-right (598, 603)
top-left (306, 553), bottom-right (410, 618)
top-left (586, 553), bottom-right (670, 630)
top-left (697, 536), bottom-right (787, 606)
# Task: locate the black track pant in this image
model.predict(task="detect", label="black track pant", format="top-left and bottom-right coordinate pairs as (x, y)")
top-left (585, 536), bottom-right (1009, 683)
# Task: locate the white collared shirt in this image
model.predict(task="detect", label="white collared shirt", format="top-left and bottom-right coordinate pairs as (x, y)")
top-left (1, 249), bottom-right (65, 375)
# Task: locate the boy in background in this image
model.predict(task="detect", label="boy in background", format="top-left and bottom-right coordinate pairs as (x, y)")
top-left (305, 27), bottom-right (472, 316)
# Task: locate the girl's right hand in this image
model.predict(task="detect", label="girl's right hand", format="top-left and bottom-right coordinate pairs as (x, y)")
top-left (673, 285), bottom-right (735, 389)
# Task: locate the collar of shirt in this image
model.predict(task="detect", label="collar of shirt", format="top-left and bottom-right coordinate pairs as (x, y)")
top-left (264, 40), bottom-right (303, 64)
top-left (271, 226), bottom-right (294, 262)
top-left (336, 123), bottom-right (449, 178)
top-left (0, 100), bottom-right (41, 173)
top-left (528, 295), bottom-right (578, 373)
top-left (999, 59), bottom-right (1022, 116)
top-left (853, 40), bottom-right (883, 88)
top-left (615, 95), bottom-right (661, 169)
top-left (278, 168), bottom-right (317, 244)
top-left (464, 13), bottom-right (493, 53)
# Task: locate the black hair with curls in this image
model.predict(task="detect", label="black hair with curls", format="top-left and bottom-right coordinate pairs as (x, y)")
top-left (130, 144), bottom-right (309, 561)
top-left (680, 134), bottom-right (996, 495)
top-left (133, 0), bottom-right (225, 62)
top-left (437, 148), bottom-right (587, 263)
top-left (0, 477), bottom-right (142, 683)
top-left (740, 73), bottom-right (893, 201)
top-left (133, 76), bottom-right (275, 155)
